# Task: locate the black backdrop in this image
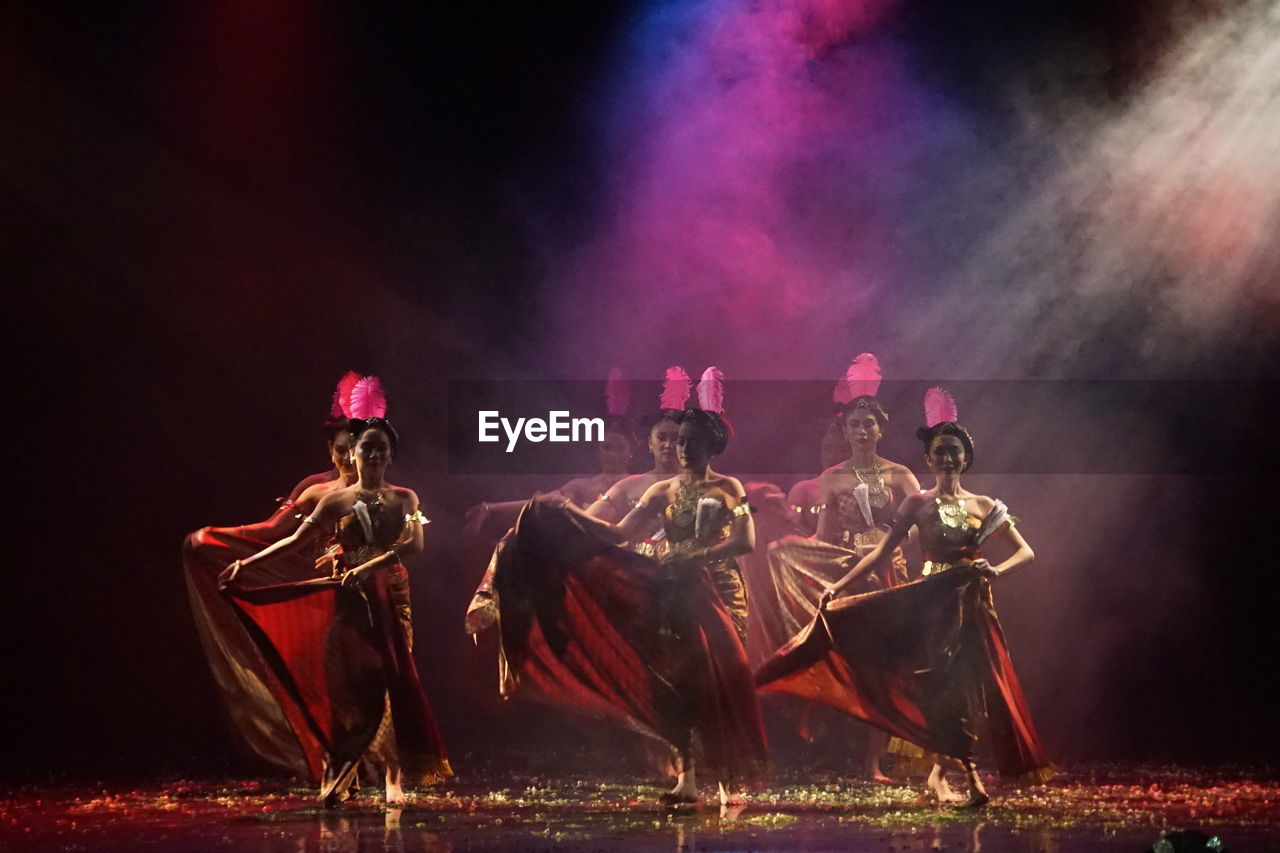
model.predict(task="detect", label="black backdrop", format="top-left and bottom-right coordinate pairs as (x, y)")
top-left (7, 1), bottom-right (1278, 781)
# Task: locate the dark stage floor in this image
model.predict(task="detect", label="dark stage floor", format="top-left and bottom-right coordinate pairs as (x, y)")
top-left (3, 765), bottom-right (1275, 852)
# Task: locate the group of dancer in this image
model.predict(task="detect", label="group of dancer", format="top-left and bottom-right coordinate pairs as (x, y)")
top-left (183, 359), bottom-right (1054, 811)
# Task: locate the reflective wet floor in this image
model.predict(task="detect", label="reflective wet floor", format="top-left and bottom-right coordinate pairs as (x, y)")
top-left (3, 765), bottom-right (1275, 852)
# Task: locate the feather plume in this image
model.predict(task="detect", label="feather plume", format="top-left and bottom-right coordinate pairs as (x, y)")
top-left (605, 367), bottom-right (629, 416)
top-left (832, 376), bottom-right (853, 405)
top-left (852, 482), bottom-right (874, 528)
top-left (694, 497), bottom-right (723, 544)
top-left (332, 371), bottom-right (362, 418)
top-left (659, 366), bottom-right (692, 410)
top-left (696, 366), bottom-right (725, 412)
top-left (845, 353), bottom-right (882, 398)
top-left (923, 386), bottom-right (958, 427)
top-left (349, 376), bottom-right (388, 419)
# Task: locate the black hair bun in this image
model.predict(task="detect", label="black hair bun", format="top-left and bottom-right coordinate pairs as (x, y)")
top-left (676, 408), bottom-right (731, 456)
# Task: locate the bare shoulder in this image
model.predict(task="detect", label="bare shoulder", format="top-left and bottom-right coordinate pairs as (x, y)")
top-left (599, 477), bottom-right (628, 500)
top-left (621, 472), bottom-right (659, 499)
top-left (613, 472), bottom-right (651, 488)
top-left (297, 481), bottom-right (332, 504)
top-left (314, 487), bottom-right (354, 517)
top-left (786, 477), bottom-right (818, 504)
top-left (717, 474), bottom-right (747, 499)
top-left (966, 492), bottom-right (996, 515)
top-left (898, 491), bottom-right (929, 514)
top-left (880, 459), bottom-right (916, 479)
top-left (644, 477), bottom-right (676, 507)
top-left (391, 486), bottom-right (420, 507)
top-left (818, 463), bottom-right (850, 482)
top-left (289, 471), bottom-right (335, 501)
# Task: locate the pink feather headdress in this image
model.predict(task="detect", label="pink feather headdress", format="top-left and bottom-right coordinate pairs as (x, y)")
top-left (832, 377), bottom-right (852, 405)
top-left (923, 386), bottom-right (958, 427)
top-left (845, 353), bottom-right (882, 399)
top-left (696, 366), bottom-right (725, 413)
top-left (349, 375), bottom-right (388, 419)
top-left (605, 367), bottom-right (629, 417)
top-left (659, 366), bottom-right (692, 410)
top-left (331, 371), bottom-right (362, 418)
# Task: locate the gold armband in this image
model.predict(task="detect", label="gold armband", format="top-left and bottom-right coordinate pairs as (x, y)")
top-left (731, 501), bottom-right (753, 518)
top-left (404, 510), bottom-right (430, 525)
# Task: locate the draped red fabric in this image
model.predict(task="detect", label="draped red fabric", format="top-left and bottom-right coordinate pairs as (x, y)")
top-left (488, 500), bottom-right (768, 781)
top-left (182, 525), bottom-right (325, 776)
top-left (225, 568), bottom-right (451, 787)
top-left (755, 566), bottom-right (1053, 781)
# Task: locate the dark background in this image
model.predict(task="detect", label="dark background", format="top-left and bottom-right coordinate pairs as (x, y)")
top-left (6, 1), bottom-right (1278, 781)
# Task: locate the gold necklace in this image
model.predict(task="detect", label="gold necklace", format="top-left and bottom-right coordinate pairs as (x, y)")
top-left (356, 486), bottom-right (385, 507)
top-left (848, 460), bottom-right (888, 508)
top-left (935, 495), bottom-right (968, 529)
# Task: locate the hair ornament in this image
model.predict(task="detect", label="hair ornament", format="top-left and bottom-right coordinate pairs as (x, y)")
top-left (845, 353), bottom-right (882, 399)
top-left (331, 371), bottom-right (363, 418)
top-left (605, 367), bottom-right (630, 417)
top-left (923, 386), bottom-right (958, 427)
top-left (349, 376), bottom-right (388, 419)
top-left (696, 366), bottom-right (725, 413)
top-left (659, 366), bottom-right (692, 411)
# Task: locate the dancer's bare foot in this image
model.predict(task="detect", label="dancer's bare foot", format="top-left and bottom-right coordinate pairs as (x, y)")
top-left (867, 769), bottom-right (894, 785)
top-left (717, 782), bottom-right (745, 807)
top-left (926, 764), bottom-right (964, 804)
top-left (385, 767), bottom-right (406, 806)
top-left (659, 771), bottom-right (699, 805)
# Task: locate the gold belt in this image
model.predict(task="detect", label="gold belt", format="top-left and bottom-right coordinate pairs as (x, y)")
top-left (921, 560), bottom-right (954, 576)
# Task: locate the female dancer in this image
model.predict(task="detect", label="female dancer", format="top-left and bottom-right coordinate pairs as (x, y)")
top-left (464, 421), bottom-right (636, 531)
top-left (221, 415), bottom-right (451, 806)
top-left (465, 371), bottom-right (638, 534)
top-left (757, 390), bottom-right (1052, 805)
top-left (465, 370), bottom-right (685, 632)
top-left (784, 421), bottom-right (850, 537)
top-left (584, 368), bottom-right (688, 532)
top-left (760, 359), bottom-right (920, 780)
top-left (473, 372), bottom-right (767, 806)
top-left (183, 376), bottom-right (365, 775)
top-left (763, 357), bottom-right (919, 650)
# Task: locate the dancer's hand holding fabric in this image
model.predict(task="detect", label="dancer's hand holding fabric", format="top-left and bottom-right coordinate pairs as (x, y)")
top-left (659, 546), bottom-right (707, 571)
top-left (315, 548), bottom-right (340, 577)
top-left (218, 560), bottom-right (243, 589)
top-left (828, 498), bottom-right (919, 598)
top-left (558, 486), bottom-right (660, 544)
top-left (340, 564), bottom-right (371, 588)
top-left (969, 557), bottom-right (996, 578)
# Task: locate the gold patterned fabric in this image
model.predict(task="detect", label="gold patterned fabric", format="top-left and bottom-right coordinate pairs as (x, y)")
top-left (473, 499), bottom-right (769, 781)
top-left (224, 499), bottom-right (451, 802)
top-left (757, 498), bottom-right (1055, 783)
top-left (755, 537), bottom-right (908, 664)
top-left (661, 482), bottom-right (750, 642)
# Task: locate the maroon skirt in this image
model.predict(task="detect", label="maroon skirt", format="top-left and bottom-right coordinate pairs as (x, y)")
top-left (480, 500), bottom-right (768, 781)
top-left (223, 564), bottom-right (451, 794)
top-left (756, 566), bottom-right (1053, 782)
